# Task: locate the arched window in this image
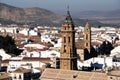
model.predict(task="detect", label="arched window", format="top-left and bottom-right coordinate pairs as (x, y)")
top-left (64, 37), bottom-right (66, 43)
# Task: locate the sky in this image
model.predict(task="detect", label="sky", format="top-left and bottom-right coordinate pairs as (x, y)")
top-left (0, 0), bottom-right (120, 13)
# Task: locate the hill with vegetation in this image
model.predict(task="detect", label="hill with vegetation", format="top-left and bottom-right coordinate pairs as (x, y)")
top-left (0, 3), bottom-right (113, 27)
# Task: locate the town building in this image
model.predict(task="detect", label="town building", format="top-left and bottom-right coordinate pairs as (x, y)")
top-left (84, 22), bottom-right (91, 53)
top-left (76, 22), bottom-right (97, 61)
top-left (0, 73), bottom-right (12, 80)
top-left (11, 67), bottom-right (32, 80)
top-left (0, 49), bottom-right (11, 60)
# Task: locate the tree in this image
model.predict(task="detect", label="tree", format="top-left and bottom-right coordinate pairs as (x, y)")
top-left (0, 35), bottom-right (21, 55)
top-left (98, 41), bottom-right (113, 56)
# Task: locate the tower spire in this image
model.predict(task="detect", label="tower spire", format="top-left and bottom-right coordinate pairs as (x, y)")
top-left (64, 6), bottom-right (73, 24)
top-left (67, 5), bottom-right (69, 13)
top-left (60, 7), bottom-right (77, 70)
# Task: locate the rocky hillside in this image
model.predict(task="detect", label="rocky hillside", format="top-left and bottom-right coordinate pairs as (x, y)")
top-left (0, 3), bottom-right (112, 27)
top-left (0, 3), bottom-right (64, 26)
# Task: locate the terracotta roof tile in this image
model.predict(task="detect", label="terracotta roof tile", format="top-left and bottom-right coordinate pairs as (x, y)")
top-left (40, 68), bottom-right (108, 80)
top-left (22, 57), bottom-right (52, 63)
top-left (38, 27), bottom-right (58, 31)
top-left (41, 43), bottom-right (53, 47)
top-left (0, 73), bottom-right (11, 79)
top-left (91, 42), bottom-right (101, 46)
top-left (110, 70), bottom-right (120, 76)
top-left (1, 60), bottom-right (10, 63)
top-left (13, 67), bottom-right (31, 73)
top-left (25, 47), bottom-right (48, 52)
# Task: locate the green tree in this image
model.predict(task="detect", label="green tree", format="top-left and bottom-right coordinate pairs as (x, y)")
top-left (0, 35), bottom-right (21, 55)
top-left (98, 41), bottom-right (113, 56)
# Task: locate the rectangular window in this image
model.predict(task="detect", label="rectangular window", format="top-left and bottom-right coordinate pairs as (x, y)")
top-left (64, 45), bottom-right (66, 53)
top-left (86, 43), bottom-right (88, 46)
top-left (68, 37), bottom-right (70, 43)
top-left (64, 27), bottom-right (66, 30)
top-left (64, 37), bottom-right (66, 43)
top-left (14, 76), bottom-right (16, 79)
top-left (19, 75), bottom-right (21, 79)
top-left (86, 34), bottom-right (88, 39)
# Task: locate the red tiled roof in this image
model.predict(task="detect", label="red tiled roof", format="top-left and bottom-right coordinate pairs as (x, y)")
top-left (91, 42), bottom-right (101, 46)
top-left (22, 57), bottom-right (52, 63)
top-left (16, 33), bottom-right (29, 38)
top-left (38, 27), bottom-right (58, 31)
top-left (41, 43), bottom-right (53, 47)
top-left (110, 70), bottom-right (120, 77)
top-left (2, 59), bottom-right (22, 64)
top-left (2, 57), bottom-right (52, 64)
top-left (0, 73), bottom-right (11, 79)
top-left (25, 47), bottom-right (48, 52)
top-left (1, 60), bottom-right (10, 63)
top-left (40, 68), bottom-right (108, 80)
top-left (13, 67), bottom-right (31, 73)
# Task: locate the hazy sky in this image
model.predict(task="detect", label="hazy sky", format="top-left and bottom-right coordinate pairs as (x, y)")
top-left (1, 0), bottom-right (120, 13)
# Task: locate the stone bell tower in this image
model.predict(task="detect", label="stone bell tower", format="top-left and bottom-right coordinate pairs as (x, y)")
top-left (84, 22), bottom-right (91, 53)
top-left (60, 8), bottom-right (77, 70)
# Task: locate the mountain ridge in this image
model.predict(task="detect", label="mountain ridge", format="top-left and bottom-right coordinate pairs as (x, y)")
top-left (74, 10), bottom-right (120, 24)
top-left (0, 3), bottom-right (115, 27)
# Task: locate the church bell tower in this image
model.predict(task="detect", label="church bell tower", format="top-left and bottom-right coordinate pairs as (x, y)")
top-left (84, 22), bottom-right (91, 53)
top-left (60, 8), bottom-right (77, 70)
